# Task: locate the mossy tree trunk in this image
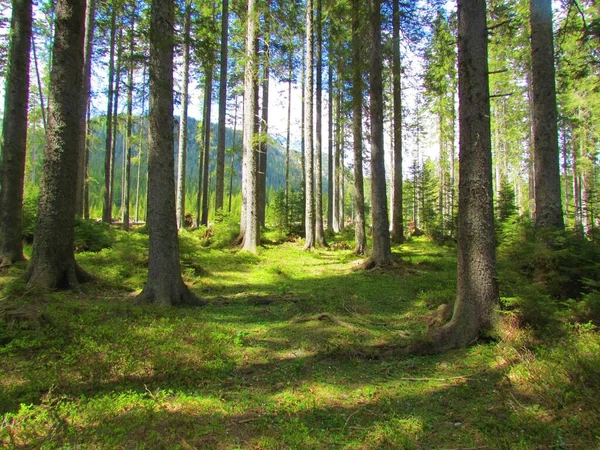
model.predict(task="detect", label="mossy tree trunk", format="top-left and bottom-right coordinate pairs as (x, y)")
top-left (24, 0), bottom-right (89, 289)
top-left (314, 0), bottom-right (327, 247)
top-left (136, 0), bottom-right (202, 306)
top-left (0, 0), bottom-right (32, 267)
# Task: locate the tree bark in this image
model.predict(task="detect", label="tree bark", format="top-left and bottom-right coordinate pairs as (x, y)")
top-left (303, 0), bottom-right (315, 250)
top-left (0, 0), bottom-right (32, 266)
top-left (351, 0), bottom-right (367, 255)
top-left (24, 0), bottom-right (90, 289)
top-left (258, 2), bottom-right (270, 229)
top-left (176, 1), bottom-right (191, 230)
top-left (390, 0), bottom-right (404, 244)
top-left (314, 0), bottom-right (326, 246)
top-left (75, 0), bottom-right (96, 218)
top-left (136, 0), bottom-right (203, 306)
top-left (367, 0), bottom-right (392, 266)
top-left (425, 0), bottom-right (499, 352)
top-left (215, 0), bottom-right (229, 214)
top-left (102, 7), bottom-right (117, 224)
top-left (241, 0), bottom-right (259, 252)
top-left (110, 28), bottom-right (124, 219)
top-left (122, 4), bottom-right (136, 231)
top-left (327, 49), bottom-right (333, 232)
top-left (201, 66), bottom-right (213, 227)
top-left (285, 57), bottom-right (292, 223)
top-left (530, 0), bottom-right (564, 230)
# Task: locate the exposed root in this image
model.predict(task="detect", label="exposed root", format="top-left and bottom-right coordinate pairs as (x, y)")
top-left (353, 256), bottom-right (401, 272)
top-left (291, 312), bottom-right (358, 330)
top-left (134, 282), bottom-right (207, 307)
top-left (24, 261), bottom-right (92, 291)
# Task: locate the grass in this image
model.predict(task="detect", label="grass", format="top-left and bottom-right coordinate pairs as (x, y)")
top-left (1, 227), bottom-right (599, 449)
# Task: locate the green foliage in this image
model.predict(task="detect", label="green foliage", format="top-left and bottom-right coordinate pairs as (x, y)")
top-left (74, 219), bottom-right (115, 252)
top-left (21, 186), bottom-right (39, 243)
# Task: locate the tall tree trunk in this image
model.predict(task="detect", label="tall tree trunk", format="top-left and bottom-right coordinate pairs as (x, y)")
top-left (300, 40), bottom-right (306, 234)
top-left (314, 0), bottom-right (326, 246)
top-left (83, 103), bottom-right (91, 219)
top-left (424, 0), bottom-right (499, 352)
top-left (229, 97), bottom-right (239, 214)
top-left (201, 67), bottom-right (213, 227)
top-left (31, 34), bottom-right (46, 131)
top-left (327, 49), bottom-right (333, 232)
top-left (258, 2), bottom-right (270, 229)
top-left (110, 28), bottom-right (124, 219)
top-left (530, 0), bottom-right (564, 230)
top-left (122, 4), bottom-right (136, 231)
top-left (241, 0), bottom-right (259, 252)
top-left (390, 0), bottom-right (404, 244)
top-left (176, 1), bottom-right (191, 229)
top-left (367, 0), bottom-right (392, 267)
top-left (0, 0), bottom-right (32, 266)
top-left (215, 0), bottom-right (229, 214)
top-left (75, 0), bottom-right (96, 217)
top-left (351, 0), bottom-right (366, 255)
top-left (136, 0), bottom-right (203, 306)
top-left (303, 0), bottom-right (315, 250)
top-left (102, 7), bottom-right (117, 224)
top-left (135, 66), bottom-right (147, 224)
top-left (285, 57), bottom-right (292, 223)
top-left (24, 0), bottom-right (89, 288)
top-left (332, 86), bottom-right (341, 232)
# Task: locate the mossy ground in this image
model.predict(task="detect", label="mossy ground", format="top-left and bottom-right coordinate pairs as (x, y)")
top-left (1, 226), bottom-right (599, 449)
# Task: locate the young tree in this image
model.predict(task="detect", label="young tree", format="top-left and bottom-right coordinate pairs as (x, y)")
top-left (24, 0), bottom-right (89, 289)
top-left (0, 0), bottom-right (32, 267)
top-left (425, 0), bottom-right (499, 351)
top-left (530, 0), bottom-right (564, 230)
top-left (136, 0), bottom-right (202, 306)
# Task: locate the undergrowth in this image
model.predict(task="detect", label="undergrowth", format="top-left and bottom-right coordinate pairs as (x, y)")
top-left (0, 221), bottom-right (598, 448)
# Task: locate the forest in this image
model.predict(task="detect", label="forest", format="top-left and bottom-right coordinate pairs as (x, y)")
top-left (0, 0), bottom-right (599, 447)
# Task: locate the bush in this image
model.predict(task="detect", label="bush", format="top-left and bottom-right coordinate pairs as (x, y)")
top-left (74, 219), bottom-right (115, 252)
top-left (21, 186), bottom-right (39, 243)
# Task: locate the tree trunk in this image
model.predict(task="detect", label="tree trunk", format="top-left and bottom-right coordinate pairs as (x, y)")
top-left (110, 28), bottom-right (124, 219)
top-left (215, 0), bottom-right (229, 214)
top-left (390, 0), bottom-right (404, 244)
top-left (241, 0), bottom-right (259, 252)
top-left (530, 0), bottom-right (564, 230)
top-left (229, 97), bottom-right (239, 214)
top-left (285, 59), bottom-right (292, 223)
top-left (351, 0), bottom-right (367, 255)
top-left (303, 0), bottom-right (315, 250)
top-left (201, 66), bottom-right (213, 227)
top-left (176, 1), bottom-right (191, 230)
top-left (258, 2), bottom-right (270, 229)
top-left (425, 0), bottom-right (499, 352)
top-left (102, 7), bottom-right (117, 224)
top-left (0, 0), bottom-right (32, 266)
top-left (84, 103), bottom-right (91, 219)
top-left (327, 49), bottom-right (333, 232)
top-left (135, 66), bottom-right (147, 224)
top-left (75, 0), bottom-right (96, 218)
top-left (24, 0), bottom-right (90, 289)
top-left (300, 40), bottom-right (306, 235)
top-left (136, 0), bottom-right (203, 306)
top-left (367, 0), bottom-right (392, 267)
top-left (122, 4), bottom-right (136, 231)
top-left (314, 0), bottom-right (326, 246)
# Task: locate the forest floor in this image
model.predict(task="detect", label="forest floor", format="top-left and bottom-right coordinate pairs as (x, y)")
top-left (0, 224), bottom-right (599, 449)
